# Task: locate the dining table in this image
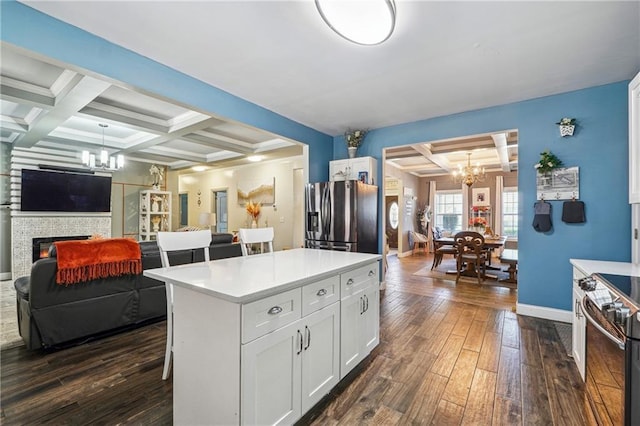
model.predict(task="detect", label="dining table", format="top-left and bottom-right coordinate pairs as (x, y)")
top-left (435, 235), bottom-right (508, 279)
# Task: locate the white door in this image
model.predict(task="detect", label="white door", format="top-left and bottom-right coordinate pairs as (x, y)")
top-left (241, 319), bottom-right (302, 426)
top-left (301, 303), bottom-right (340, 412)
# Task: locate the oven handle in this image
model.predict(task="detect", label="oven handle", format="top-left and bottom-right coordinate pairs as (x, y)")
top-left (581, 297), bottom-right (626, 350)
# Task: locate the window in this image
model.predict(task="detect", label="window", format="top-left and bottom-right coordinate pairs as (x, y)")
top-left (502, 187), bottom-right (518, 238)
top-left (434, 190), bottom-right (463, 233)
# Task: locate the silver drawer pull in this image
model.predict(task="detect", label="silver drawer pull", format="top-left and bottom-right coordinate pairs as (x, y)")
top-left (316, 288), bottom-right (327, 296)
top-left (267, 306), bottom-right (283, 315)
top-left (368, 270), bottom-right (375, 277)
top-left (346, 278), bottom-right (354, 286)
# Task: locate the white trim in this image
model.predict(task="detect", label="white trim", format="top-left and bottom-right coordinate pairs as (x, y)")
top-left (0, 272), bottom-right (12, 281)
top-left (397, 250), bottom-right (413, 258)
top-left (516, 303), bottom-right (572, 323)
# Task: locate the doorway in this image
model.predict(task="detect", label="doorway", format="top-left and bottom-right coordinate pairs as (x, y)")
top-left (179, 193), bottom-right (188, 227)
top-left (385, 196), bottom-right (399, 249)
top-left (211, 189), bottom-right (228, 233)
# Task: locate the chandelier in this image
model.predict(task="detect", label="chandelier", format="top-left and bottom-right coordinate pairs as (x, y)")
top-left (452, 152), bottom-right (485, 187)
top-left (82, 124), bottom-right (124, 170)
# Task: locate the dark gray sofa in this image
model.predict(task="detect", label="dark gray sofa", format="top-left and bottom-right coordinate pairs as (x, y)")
top-left (14, 233), bottom-right (241, 350)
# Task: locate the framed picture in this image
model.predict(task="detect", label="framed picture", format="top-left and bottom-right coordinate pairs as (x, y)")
top-left (237, 177), bottom-right (275, 205)
top-left (358, 171), bottom-right (368, 184)
top-left (472, 187), bottom-right (490, 206)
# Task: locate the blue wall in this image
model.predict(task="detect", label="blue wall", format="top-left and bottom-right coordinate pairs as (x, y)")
top-left (2, 1), bottom-right (631, 312)
top-left (335, 83), bottom-right (631, 311)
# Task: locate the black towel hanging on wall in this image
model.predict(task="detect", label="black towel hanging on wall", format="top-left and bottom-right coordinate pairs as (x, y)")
top-left (562, 200), bottom-right (586, 223)
top-left (532, 200), bottom-right (552, 232)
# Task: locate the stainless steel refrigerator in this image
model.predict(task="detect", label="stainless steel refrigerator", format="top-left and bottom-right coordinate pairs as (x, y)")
top-left (305, 180), bottom-right (378, 253)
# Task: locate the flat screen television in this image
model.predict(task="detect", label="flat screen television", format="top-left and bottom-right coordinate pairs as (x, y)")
top-left (20, 169), bottom-right (112, 213)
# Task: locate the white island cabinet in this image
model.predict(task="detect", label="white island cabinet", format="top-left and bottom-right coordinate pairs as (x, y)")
top-left (144, 248), bottom-right (381, 425)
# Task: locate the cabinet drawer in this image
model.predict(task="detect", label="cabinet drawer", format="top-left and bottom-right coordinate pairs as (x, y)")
top-left (242, 288), bottom-right (302, 343)
top-left (341, 262), bottom-right (378, 298)
top-left (302, 275), bottom-right (340, 317)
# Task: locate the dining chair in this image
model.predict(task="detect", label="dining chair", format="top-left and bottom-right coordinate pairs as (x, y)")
top-left (430, 227), bottom-right (457, 270)
top-left (453, 231), bottom-right (488, 285)
top-left (411, 231), bottom-right (429, 255)
top-left (156, 229), bottom-right (212, 380)
top-left (238, 227), bottom-right (274, 256)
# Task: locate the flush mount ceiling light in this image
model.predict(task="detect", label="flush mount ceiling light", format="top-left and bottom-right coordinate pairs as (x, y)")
top-left (315, 0), bottom-right (396, 46)
top-left (247, 155), bottom-right (263, 162)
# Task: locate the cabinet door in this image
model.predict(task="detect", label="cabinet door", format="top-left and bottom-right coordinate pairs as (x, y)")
top-left (241, 319), bottom-right (302, 426)
top-left (340, 289), bottom-right (365, 379)
top-left (361, 284), bottom-right (380, 355)
top-left (301, 302), bottom-right (340, 412)
top-left (329, 159), bottom-right (349, 181)
top-left (571, 268), bottom-right (586, 381)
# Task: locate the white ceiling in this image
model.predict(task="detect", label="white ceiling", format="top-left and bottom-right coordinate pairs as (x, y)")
top-left (3, 1), bottom-right (640, 173)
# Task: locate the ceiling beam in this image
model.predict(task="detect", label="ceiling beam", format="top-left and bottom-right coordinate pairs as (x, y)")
top-left (184, 133), bottom-right (254, 154)
top-left (14, 75), bottom-right (110, 148)
top-left (412, 144), bottom-right (452, 172)
top-left (491, 133), bottom-right (512, 172)
top-left (118, 117), bottom-right (221, 153)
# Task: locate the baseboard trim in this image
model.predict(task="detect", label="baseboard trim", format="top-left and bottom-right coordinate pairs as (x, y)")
top-left (397, 251), bottom-right (413, 258)
top-left (516, 303), bottom-right (572, 323)
top-left (0, 272), bottom-right (12, 281)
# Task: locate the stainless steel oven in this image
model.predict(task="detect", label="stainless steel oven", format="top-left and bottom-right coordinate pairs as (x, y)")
top-left (579, 273), bottom-right (640, 426)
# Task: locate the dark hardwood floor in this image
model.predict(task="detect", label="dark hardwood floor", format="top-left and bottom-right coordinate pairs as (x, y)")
top-left (1, 253), bottom-right (594, 425)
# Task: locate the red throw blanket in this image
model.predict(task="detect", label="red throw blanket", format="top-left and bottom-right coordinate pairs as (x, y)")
top-left (54, 238), bottom-right (142, 285)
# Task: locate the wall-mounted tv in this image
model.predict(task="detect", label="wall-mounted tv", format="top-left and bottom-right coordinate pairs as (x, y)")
top-left (20, 169), bottom-right (112, 213)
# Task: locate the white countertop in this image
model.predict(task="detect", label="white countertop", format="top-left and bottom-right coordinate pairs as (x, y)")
top-left (144, 248), bottom-right (381, 303)
top-left (570, 258), bottom-right (640, 277)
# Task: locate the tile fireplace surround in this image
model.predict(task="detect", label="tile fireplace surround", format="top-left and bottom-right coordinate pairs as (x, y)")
top-left (11, 215), bottom-right (111, 280)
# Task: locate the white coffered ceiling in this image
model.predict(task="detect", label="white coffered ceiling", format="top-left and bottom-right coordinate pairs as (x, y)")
top-left (2, 1), bottom-right (639, 172)
top-left (0, 46), bottom-right (302, 170)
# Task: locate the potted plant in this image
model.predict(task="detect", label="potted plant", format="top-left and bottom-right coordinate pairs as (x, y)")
top-left (556, 117), bottom-right (576, 137)
top-left (534, 150), bottom-right (563, 174)
top-left (344, 129), bottom-right (367, 158)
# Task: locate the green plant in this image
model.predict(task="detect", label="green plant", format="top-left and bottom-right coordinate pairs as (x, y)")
top-left (555, 117), bottom-right (576, 126)
top-left (345, 129), bottom-right (367, 148)
top-left (534, 150), bottom-right (563, 174)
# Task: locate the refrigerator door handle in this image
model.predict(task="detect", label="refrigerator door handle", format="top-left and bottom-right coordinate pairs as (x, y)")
top-left (322, 184), bottom-right (330, 237)
top-left (326, 184), bottom-right (332, 236)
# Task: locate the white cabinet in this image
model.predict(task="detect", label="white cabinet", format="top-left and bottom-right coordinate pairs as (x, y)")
top-left (241, 296), bottom-right (340, 425)
top-left (629, 71), bottom-right (640, 203)
top-left (340, 263), bottom-right (380, 378)
top-left (162, 254), bottom-right (381, 425)
top-left (139, 190), bottom-right (171, 241)
top-left (330, 156), bottom-right (377, 185)
top-left (571, 267), bottom-right (587, 380)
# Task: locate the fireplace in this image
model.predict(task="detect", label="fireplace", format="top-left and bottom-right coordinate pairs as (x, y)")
top-left (32, 236), bottom-right (90, 262)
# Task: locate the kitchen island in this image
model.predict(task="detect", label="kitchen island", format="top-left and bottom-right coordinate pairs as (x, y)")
top-left (144, 248), bottom-right (381, 425)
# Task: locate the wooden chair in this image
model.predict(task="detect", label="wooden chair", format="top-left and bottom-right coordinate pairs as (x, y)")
top-left (430, 227), bottom-right (457, 270)
top-left (156, 230), bottom-right (212, 380)
top-left (238, 227), bottom-right (274, 256)
top-left (453, 231), bottom-right (488, 285)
